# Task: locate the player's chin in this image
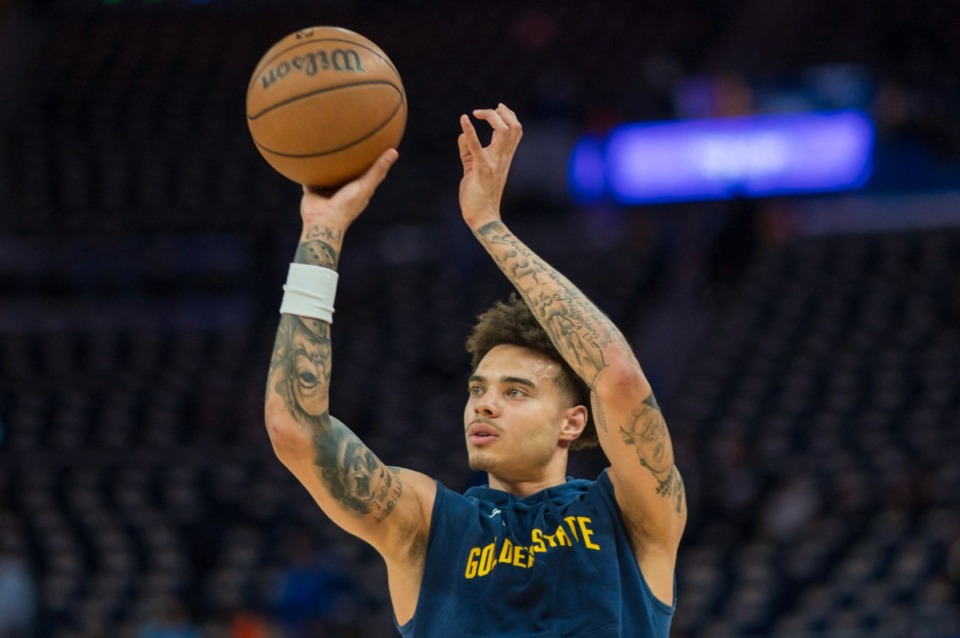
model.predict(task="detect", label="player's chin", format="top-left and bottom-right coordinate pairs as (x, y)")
top-left (467, 449), bottom-right (498, 474)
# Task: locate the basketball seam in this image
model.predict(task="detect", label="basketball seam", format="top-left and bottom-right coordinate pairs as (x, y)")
top-left (246, 80), bottom-right (403, 121)
top-left (247, 37), bottom-right (402, 96)
top-left (252, 94), bottom-right (406, 158)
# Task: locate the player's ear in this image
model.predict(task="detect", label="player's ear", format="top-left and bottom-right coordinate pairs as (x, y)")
top-left (560, 404), bottom-right (588, 443)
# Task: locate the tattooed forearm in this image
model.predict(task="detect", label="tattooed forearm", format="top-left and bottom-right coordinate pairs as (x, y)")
top-left (619, 394), bottom-right (685, 514)
top-left (270, 314), bottom-right (332, 412)
top-left (267, 231), bottom-right (402, 522)
top-left (475, 221), bottom-right (632, 387)
top-left (270, 233), bottom-right (340, 402)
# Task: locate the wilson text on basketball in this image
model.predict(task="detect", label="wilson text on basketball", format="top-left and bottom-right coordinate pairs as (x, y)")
top-left (260, 49), bottom-right (366, 89)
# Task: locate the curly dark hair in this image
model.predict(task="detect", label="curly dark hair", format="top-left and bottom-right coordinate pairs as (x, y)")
top-left (465, 293), bottom-right (598, 450)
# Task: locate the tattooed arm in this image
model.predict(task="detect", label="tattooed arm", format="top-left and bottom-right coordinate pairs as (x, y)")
top-left (263, 150), bottom-right (436, 625)
top-left (458, 105), bottom-right (685, 604)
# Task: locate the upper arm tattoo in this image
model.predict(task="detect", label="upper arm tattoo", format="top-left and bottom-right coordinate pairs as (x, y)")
top-left (314, 417), bottom-right (404, 523)
top-left (268, 233), bottom-right (403, 523)
top-left (617, 393), bottom-right (685, 515)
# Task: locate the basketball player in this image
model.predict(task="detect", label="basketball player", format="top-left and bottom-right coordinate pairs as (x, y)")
top-left (265, 103), bottom-right (686, 637)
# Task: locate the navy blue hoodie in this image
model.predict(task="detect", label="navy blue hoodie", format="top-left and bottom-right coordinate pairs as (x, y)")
top-left (395, 469), bottom-right (674, 637)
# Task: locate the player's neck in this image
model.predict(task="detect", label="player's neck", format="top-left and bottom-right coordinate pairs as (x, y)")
top-left (487, 468), bottom-right (568, 498)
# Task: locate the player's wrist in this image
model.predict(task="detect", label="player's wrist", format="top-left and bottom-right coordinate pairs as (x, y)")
top-left (279, 263), bottom-right (339, 323)
top-left (297, 229), bottom-right (346, 251)
top-left (464, 208), bottom-right (503, 232)
top-left (296, 222), bottom-right (347, 261)
top-left (299, 205), bottom-right (354, 236)
top-left (471, 218), bottom-right (508, 238)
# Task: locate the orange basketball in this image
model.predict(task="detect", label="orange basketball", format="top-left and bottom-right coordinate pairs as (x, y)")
top-left (246, 26), bottom-right (406, 189)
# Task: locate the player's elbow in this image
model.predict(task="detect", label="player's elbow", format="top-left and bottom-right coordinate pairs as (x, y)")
top-left (264, 395), bottom-right (311, 465)
top-left (594, 353), bottom-right (648, 401)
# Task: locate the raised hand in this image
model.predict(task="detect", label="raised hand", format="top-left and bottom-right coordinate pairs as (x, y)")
top-left (458, 103), bottom-right (523, 230)
top-left (300, 148), bottom-right (399, 231)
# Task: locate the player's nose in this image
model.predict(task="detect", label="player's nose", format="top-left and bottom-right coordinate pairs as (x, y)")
top-left (473, 393), bottom-right (500, 417)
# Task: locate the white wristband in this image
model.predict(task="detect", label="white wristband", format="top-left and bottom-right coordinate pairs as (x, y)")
top-left (279, 263), bottom-right (339, 323)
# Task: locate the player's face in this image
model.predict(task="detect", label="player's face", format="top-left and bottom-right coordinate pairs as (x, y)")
top-left (464, 344), bottom-right (575, 480)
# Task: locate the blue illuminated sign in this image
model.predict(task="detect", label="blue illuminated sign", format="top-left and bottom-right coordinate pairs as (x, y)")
top-left (569, 110), bottom-right (874, 204)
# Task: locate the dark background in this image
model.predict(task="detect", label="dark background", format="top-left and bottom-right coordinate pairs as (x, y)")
top-left (0, 1), bottom-right (959, 636)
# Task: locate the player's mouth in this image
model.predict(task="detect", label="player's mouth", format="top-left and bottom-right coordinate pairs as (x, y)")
top-left (467, 422), bottom-right (500, 445)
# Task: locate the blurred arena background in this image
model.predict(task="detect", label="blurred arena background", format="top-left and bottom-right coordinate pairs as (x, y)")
top-left (0, 0), bottom-right (959, 636)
